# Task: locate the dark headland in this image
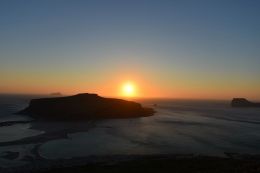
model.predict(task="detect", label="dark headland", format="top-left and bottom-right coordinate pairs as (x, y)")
top-left (17, 93), bottom-right (154, 120)
top-left (231, 98), bottom-right (260, 108)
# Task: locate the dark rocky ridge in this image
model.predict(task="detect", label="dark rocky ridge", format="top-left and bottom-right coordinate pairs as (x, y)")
top-left (231, 98), bottom-right (260, 107)
top-left (17, 93), bottom-right (154, 120)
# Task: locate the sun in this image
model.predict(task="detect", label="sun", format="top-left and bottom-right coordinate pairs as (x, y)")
top-left (121, 82), bottom-right (136, 97)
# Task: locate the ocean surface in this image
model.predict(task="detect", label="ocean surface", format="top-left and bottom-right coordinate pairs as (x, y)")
top-left (1, 94), bottom-right (260, 168)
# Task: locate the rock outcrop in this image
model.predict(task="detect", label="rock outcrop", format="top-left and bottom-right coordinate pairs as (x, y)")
top-left (231, 98), bottom-right (260, 108)
top-left (17, 93), bottom-right (154, 120)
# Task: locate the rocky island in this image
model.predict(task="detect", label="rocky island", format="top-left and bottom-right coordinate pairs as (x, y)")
top-left (17, 93), bottom-right (154, 120)
top-left (231, 98), bottom-right (260, 108)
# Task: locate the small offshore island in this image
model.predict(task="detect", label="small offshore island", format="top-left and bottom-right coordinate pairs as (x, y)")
top-left (17, 93), bottom-right (154, 120)
top-left (231, 98), bottom-right (260, 108)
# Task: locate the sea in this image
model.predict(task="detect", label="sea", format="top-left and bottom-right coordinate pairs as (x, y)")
top-left (0, 94), bottom-right (260, 168)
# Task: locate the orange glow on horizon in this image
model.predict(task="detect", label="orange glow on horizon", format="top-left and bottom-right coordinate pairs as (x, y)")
top-left (1, 71), bottom-right (259, 100)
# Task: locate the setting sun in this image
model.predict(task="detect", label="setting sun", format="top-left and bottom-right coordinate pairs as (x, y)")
top-left (122, 82), bottom-right (136, 97)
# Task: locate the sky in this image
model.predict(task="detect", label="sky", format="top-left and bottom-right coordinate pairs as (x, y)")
top-left (0, 0), bottom-right (260, 100)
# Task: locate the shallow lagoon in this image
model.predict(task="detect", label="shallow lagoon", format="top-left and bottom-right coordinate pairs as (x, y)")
top-left (1, 95), bottom-right (260, 167)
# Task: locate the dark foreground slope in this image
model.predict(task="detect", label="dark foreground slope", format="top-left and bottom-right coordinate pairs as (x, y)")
top-left (17, 93), bottom-right (154, 120)
top-left (7, 155), bottom-right (260, 173)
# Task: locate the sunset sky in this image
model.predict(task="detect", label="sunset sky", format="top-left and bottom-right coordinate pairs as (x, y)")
top-left (0, 0), bottom-right (260, 100)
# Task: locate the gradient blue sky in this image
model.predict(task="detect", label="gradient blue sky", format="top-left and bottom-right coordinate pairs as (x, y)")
top-left (0, 0), bottom-right (260, 99)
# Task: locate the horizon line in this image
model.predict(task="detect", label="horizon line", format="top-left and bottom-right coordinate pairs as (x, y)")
top-left (1, 92), bottom-right (259, 102)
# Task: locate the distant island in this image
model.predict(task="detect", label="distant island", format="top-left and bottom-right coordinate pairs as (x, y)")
top-left (231, 98), bottom-right (260, 108)
top-left (50, 92), bottom-right (62, 96)
top-left (17, 93), bottom-right (154, 120)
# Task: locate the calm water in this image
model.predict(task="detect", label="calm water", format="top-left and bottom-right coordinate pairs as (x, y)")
top-left (1, 95), bottom-right (260, 167)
